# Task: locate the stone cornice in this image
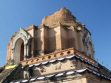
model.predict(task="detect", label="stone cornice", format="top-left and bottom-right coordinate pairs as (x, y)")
top-left (20, 48), bottom-right (96, 67)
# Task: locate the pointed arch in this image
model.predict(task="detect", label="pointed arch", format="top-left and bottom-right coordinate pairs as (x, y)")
top-left (11, 28), bottom-right (31, 64)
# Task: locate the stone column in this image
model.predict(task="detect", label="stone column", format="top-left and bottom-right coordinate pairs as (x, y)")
top-left (54, 26), bottom-right (62, 50)
top-left (40, 28), bottom-right (45, 55)
top-left (24, 44), bottom-right (27, 60)
top-left (11, 48), bottom-right (15, 64)
top-left (26, 44), bottom-right (29, 57)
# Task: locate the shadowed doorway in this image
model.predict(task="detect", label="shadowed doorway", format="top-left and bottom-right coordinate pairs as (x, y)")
top-left (14, 38), bottom-right (24, 64)
top-left (20, 42), bottom-right (24, 61)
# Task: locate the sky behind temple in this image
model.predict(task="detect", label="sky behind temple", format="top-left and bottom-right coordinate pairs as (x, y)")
top-left (0, 0), bottom-right (111, 70)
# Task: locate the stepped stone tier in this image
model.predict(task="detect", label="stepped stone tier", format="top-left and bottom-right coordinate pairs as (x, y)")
top-left (7, 8), bottom-right (94, 64)
top-left (0, 8), bottom-right (111, 83)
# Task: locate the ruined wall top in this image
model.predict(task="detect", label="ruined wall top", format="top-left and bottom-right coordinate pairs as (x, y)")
top-left (41, 8), bottom-right (77, 28)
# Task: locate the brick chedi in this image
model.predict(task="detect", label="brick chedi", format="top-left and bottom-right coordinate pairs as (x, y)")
top-left (0, 8), bottom-right (111, 83)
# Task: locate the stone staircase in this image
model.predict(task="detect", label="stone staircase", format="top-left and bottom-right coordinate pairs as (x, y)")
top-left (0, 64), bottom-right (22, 83)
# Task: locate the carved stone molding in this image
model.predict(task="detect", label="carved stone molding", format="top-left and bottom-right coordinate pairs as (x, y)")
top-left (12, 28), bottom-right (31, 49)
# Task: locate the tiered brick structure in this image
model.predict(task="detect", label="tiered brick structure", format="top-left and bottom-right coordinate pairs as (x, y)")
top-left (0, 8), bottom-right (111, 83)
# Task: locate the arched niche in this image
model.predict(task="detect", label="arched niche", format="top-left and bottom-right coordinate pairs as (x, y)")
top-left (14, 38), bottom-right (24, 63)
top-left (11, 28), bottom-right (31, 64)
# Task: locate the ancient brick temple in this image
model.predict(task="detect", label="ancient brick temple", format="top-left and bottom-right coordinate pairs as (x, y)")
top-left (0, 8), bottom-right (111, 83)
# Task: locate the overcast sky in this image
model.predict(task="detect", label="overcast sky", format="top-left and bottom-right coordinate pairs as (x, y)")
top-left (0, 0), bottom-right (111, 70)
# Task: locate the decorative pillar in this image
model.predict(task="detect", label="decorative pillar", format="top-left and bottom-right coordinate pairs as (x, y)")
top-left (26, 44), bottom-right (29, 57)
top-left (24, 44), bottom-right (27, 60)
